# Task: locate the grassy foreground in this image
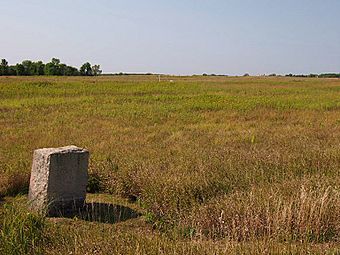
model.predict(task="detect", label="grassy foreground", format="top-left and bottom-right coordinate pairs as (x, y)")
top-left (1, 75), bottom-right (340, 254)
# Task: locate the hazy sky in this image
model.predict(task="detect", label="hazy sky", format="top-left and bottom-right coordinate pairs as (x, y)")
top-left (1, 0), bottom-right (340, 75)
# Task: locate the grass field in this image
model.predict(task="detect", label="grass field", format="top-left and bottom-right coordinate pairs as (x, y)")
top-left (1, 75), bottom-right (340, 254)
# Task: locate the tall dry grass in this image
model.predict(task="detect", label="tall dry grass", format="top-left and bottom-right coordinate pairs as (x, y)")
top-left (1, 76), bottom-right (340, 253)
top-left (186, 184), bottom-right (340, 242)
top-left (0, 171), bottom-right (30, 198)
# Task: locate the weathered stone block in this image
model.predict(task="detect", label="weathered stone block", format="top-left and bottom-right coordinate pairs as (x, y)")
top-left (28, 145), bottom-right (89, 216)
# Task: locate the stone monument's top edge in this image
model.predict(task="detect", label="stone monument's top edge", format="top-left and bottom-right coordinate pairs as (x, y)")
top-left (34, 145), bottom-right (88, 155)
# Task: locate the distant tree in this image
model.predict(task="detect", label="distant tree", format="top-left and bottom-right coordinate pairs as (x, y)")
top-left (51, 58), bottom-right (60, 66)
top-left (0, 58), bottom-right (98, 76)
top-left (80, 62), bottom-right (93, 76)
top-left (65, 66), bottom-right (79, 76)
top-left (22, 60), bottom-right (35, 75)
top-left (268, 73), bottom-right (276, 77)
top-left (319, 73), bottom-right (340, 78)
top-left (0, 59), bottom-right (9, 75)
top-left (16, 64), bottom-right (25, 75)
top-left (8, 66), bottom-right (17, 76)
top-left (202, 73), bottom-right (208, 76)
top-left (243, 73), bottom-right (250, 77)
top-left (59, 64), bottom-right (67, 76)
top-left (1, 59), bottom-right (8, 66)
top-left (45, 58), bottom-right (61, 75)
top-left (33, 61), bottom-right (45, 75)
top-left (92, 65), bottom-right (102, 76)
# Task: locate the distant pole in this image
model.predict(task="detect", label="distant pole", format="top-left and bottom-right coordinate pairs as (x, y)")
top-left (158, 74), bottom-right (161, 82)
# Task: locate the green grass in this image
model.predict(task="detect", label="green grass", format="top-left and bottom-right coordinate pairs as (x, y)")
top-left (1, 75), bottom-right (340, 254)
top-left (0, 198), bottom-right (46, 255)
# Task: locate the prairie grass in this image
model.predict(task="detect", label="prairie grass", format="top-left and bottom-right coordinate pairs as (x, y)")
top-left (1, 75), bottom-right (340, 253)
top-left (186, 184), bottom-right (340, 242)
top-left (0, 171), bottom-right (29, 198)
top-left (0, 199), bottom-right (46, 255)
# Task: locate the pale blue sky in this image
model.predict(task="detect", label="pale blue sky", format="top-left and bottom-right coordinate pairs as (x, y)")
top-left (1, 0), bottom-right (340, 75)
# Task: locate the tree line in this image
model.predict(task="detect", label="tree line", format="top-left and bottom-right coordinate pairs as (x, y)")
top-left (285, 73), bottom-right (340, 78)
top-left (0, 58), bottom-right (102, 76)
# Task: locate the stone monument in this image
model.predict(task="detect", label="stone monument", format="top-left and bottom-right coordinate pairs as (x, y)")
top-left (28, 145), bottom-right (89, 216)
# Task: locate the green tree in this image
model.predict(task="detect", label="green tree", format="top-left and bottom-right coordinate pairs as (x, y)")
top-left (44, 58), bottom-right (61, 75)
top-left (22, 60), bottom-right (35, 75)
top-left (0, 59), bottom-right (9, 75)
top-left (8, 66), bottom-right (17, 76)
top-left (33, 61), bottom-right (45, 75)
top-left (65, 66), bottom-right (79, 76)
top-left (92, 65), bottom-right (102, 76)
top-left (80, 62), bottom-right (93, 76)
top-left (51, 58), bottom-right (60, 66)
top-left (0, 58), bottom-right (98, 76)
top-left (59, 64), bottom-right (67, 76)
top-left (16, 64), bottom-right (25, 75)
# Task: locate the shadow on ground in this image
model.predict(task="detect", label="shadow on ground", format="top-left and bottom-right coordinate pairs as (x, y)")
top-left (0, 196), bottom-right (5, 205)
top-left (50, 202), bottom-right (141, 224)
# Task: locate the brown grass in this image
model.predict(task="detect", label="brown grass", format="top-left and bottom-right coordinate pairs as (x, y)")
top-left (1, 75), bottom-right (340, 253)
top-left (187, 183), bottom-right (340, 242)
top-left (0, 171), bottom-right (30, 198)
